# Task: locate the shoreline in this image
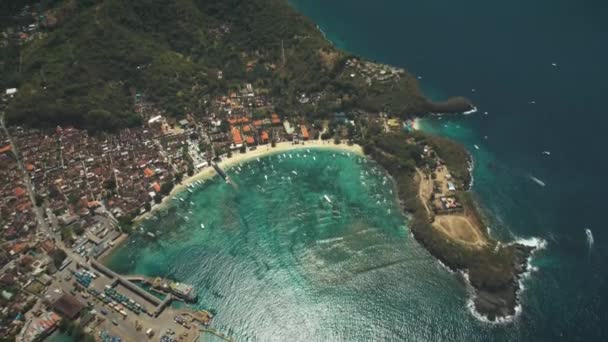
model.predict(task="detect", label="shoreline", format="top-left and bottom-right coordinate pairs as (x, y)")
top-left (134, 140), bottom-right (363, 223)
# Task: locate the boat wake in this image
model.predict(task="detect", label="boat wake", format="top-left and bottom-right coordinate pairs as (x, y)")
top-left (528, 175), bottom-right (546, 187)
top-left (585, 228), bottom-right (594, 248)
top-left (462, 106), bottom-right (478, 115)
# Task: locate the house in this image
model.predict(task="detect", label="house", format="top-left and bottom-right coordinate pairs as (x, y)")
top-left (231, 127), bottom-right (243, 145)
top-left (271, 113), bottom-right (281, 125)
top-left (178, 119), bottom-right (189, 129)
top-left (334, 112), bottom-right (347, 124)
top-left (300, 125), bottom-right (309, 140)
top-left (260, 131), bottom-right (269, 144)
top-left (283, 121), bottom-right (294, 135)
top-left (52, 294), bottom-right (84, 320)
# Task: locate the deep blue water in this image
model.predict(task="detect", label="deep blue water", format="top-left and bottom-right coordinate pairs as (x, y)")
top-left (290, 0), bottom-right (608, 340)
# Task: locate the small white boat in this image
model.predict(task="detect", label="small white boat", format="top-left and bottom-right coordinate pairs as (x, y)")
top-left (324, 195), bottom-right (332, 203)
top-left (264, 175), bottom-right (268, 181)
top-left (585, 228), bottom-right (594, 247)
top-left (474, 145), bottom-right (480, 150)
top-left (201, 223), bottom-right (205, 229)
top-left (529, 175), bottom-right (546, 187)
top-left (551, 62), bottom-right (558, 67)
top-left (313, 156), bottom-right (316, 161)
top-left (542, 151), bottom-right (551, 156)
top-left (292, 170), bottom-right (298, 176)
top-left (179, 198), bottom-right (185, 202)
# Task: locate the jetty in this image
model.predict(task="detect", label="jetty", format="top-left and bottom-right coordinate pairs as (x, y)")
top-left (211, 161), bottom-right (238, 190)
top-left (90, 260), bottom-right (172, 317)
top-left (211, 161), bottom-right (228, 181)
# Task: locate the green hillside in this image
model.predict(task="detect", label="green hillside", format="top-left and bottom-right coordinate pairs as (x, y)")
top-left (2, 0), bottom-right (428, 131)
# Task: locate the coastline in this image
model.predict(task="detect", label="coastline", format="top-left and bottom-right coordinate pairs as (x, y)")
top-left (134, 140), bottom-right (363, 223)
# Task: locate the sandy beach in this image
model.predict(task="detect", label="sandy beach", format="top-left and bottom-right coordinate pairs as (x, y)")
top-left (134, 140), bottom-right (363, 223)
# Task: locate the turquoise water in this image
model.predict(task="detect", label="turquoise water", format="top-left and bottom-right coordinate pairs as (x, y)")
top-left (107, 150), bottom-right (516, 341)
top-left (285, 1), bottom-right (608, 339)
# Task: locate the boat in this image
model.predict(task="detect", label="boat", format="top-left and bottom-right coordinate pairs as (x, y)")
top-left (201, 224), bottom-right (205, 229)
top-left (264, 175), bottom-right (268, 181)
top-left (474, 144), bottom-right (480, 150)
top-left (292, 170), bottom-right (298, 176)
top-left (146, 232), bottom-right (156, 238)
top-left (585, 228), bottom-right (594, 247)
top-left (529, 175), bottom-right (546, 187)
top-left (542, 151), bottom-right (551, 156)
top-left (324, 195), bottom-right (332, 203)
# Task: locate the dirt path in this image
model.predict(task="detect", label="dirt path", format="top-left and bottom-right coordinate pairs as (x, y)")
top-left (415, 168), bottom-right (433, 218)
top-left (432, 215), bottom-right (487, 248)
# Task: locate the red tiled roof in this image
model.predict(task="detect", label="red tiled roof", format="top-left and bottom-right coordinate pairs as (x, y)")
top-left (14, 187), bottom-right (26, 197)
top-left (301, 125), bottom-right (309, 139)
top-left (243, 125), bottom-right (251, 133)
top-left (246, 136), bottom-right (254, 145)
top-left (143, 168), bottom-right (154, 177)
top-left (152, 182), bottom-right (161, 193)
top-left (260, 131), bottom-right (269, 142)
top-left (271, 113), bottom-right (280, 124)
top-left (0, 145), bottom-right (11, 154)
top-left (231, 127), bottom-right (243, 145)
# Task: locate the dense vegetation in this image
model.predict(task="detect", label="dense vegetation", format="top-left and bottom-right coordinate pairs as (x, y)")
top-left (361, 130), bottom-right (531, 319)
top-left (2, 0), bottom-right (427, 131)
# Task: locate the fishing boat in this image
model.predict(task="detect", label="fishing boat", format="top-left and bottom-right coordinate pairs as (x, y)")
top-left (201, 224), bottom-right (205, 229)
top-left (474, 144), bottom-right (480, 150)
top-left (324, 195), bottom-right (332, 203)
top-left (542, 151), bottom-right (551, 156)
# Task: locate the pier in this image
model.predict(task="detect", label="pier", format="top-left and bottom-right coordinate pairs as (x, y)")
top-left (90, 260), bottom-right (172, 317)
top-left (211, 161), bottom-right (238, 190)
top-left (211, 161), bottom-right (228, 180)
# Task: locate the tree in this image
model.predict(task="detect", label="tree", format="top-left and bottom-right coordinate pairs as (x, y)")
top-left (50, 248), bottom-right (67, 268)
top-left (160, 180), bottom-right (174, 195)
top-left (239, 145), bottom-right (246, 153)
top-left (35, 194), bottom-right (44, 207)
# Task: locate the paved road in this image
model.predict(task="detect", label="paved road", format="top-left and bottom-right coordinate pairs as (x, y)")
top-left (0, 114), bottom-right (52, 238)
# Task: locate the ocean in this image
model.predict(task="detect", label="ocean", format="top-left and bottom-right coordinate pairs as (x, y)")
top-left (287, 0), bottom-right (608, 340)
top-left (105, 1), bottom-right (608, 340)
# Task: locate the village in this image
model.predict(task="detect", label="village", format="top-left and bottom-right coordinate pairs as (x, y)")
top-left (0, 74), bottom-right (416, 341)
top-left (0, 4), bottom-right (426, 341)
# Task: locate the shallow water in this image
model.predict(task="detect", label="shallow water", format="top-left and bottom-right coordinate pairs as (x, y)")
top-left (107, 150), bottom-right (526, 341)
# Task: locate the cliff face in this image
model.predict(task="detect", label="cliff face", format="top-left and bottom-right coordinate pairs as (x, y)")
top-left (425, 96), bottom-right (475, 113)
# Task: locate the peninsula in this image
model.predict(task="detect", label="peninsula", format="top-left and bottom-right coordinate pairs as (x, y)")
top-left (0, 0), bottom-right (537, 340)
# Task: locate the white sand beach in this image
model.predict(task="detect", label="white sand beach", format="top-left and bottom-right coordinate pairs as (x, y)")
top-left (134, 140), bottom-right (363, 222)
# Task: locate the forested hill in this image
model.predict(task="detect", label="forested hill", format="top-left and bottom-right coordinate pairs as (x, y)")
top-left (2, 0), bottom-right (430, 131)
